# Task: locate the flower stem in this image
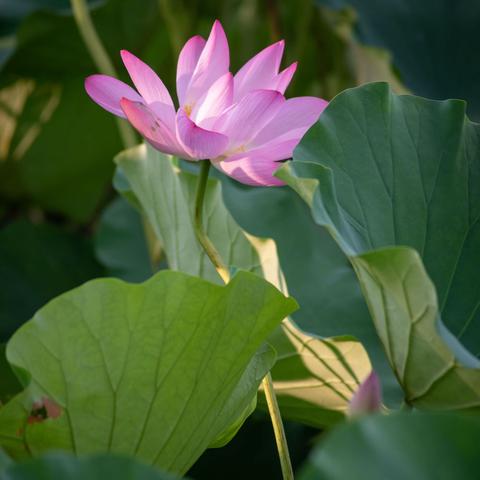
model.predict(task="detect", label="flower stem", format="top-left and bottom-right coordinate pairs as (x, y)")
top-left (194, 160), bottom-right (294, 479)
top-left (194, 161), bottom-right (231, 284)
top-left (70, 0), bottom-right (136, 149)
top-left (263, 372), bottom-right (294, 480)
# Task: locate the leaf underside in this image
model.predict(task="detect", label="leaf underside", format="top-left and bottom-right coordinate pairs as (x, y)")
top-left (0, 270), bottom-right (296, 474)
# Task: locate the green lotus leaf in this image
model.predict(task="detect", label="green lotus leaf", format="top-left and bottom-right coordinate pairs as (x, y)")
top-left (280, 81), bottom-right (480, 410)
top-left (114, 144), bottom-right (372, 426)
top-left (0, 452), bottom-right (184, 480)
top-left (0, 270), bottom-right (296, 473)
top-left (299, 411), bottom-right (480, 480)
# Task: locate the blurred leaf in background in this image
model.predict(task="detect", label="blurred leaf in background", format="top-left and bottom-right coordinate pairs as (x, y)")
top-left (0, 0), bottom-right (169, 220)
top-left (299, 412), bottom-right (480, 480)
top-left (1, 0), bottom-right (479, 476)
top-left (94, 196), bottom-right (156, 282)
top-left (0, 1), bottom-right (103, 37)
top-left (0, 220), bottom-right (103, 341)
top-left (0, 1), bottom-right (103, 65)
top-left (0, 452), bottom-right (184, 479)
top-left (317, 0), bottom-right (480, 119)
top-left (0, 0), bottom-right (407, 221)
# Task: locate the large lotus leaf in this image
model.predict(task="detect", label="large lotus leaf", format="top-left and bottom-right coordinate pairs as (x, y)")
top-left (299, 412), bottom-right (480, 480)
top-left (221, 178), bottom-right (401, 405)
top-left (220, 180), bottom-right (368, 335)
top-left (317, 0), bottom-right (480, 120)
top-left (0, 270), bottom-right (296, 473)
top-left (280, 81), bottom-right (480, 409)
top-left (354, 248), bottom-right (480, 410)
top-left (0, 220), bottom-right (104, 342)
top-left (292, 82), bottom-right (480, 352)
top-left (114, 144), bottom-right (372, 426)
top-left (0, 452), bottom-right (183, 480)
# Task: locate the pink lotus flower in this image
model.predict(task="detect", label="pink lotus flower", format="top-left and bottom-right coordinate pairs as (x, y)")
top-left (85, 20), bottom-right (327, 186)
top-left (348, 371), bottom-right (382, 416)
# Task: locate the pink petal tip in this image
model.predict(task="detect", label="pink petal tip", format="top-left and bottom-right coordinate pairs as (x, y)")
top-left (349, 371), bottom-right (382, 416)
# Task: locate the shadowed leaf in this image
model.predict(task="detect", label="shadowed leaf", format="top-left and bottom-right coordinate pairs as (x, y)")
top-left (281, 82), bottom-right (480, 410)
top-left (300, 412), bottom-right (480, 480)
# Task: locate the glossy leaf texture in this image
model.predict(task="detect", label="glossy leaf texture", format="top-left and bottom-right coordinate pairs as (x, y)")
top-left (114, 144), bottom-right (371, 427)
top-left (0, 452), bottom-right (184, 480)
top-left (317, 0), bottom-right (480, 120)
top-left (282, 81), bottom-right (480, 410)
top-left (0, 270), bottom-right (296, 473)
top-left (299, 412), bottom-right (480, 480)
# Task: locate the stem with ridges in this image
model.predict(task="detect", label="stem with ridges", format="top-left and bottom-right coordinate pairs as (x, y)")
top-left (194, 160), bottom-right (294, 480)
top-left (70, 0), bottom-right (136, 149)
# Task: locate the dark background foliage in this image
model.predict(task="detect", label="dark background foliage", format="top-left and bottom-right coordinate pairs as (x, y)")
top-left (1, 0), bottom-right (479, 476)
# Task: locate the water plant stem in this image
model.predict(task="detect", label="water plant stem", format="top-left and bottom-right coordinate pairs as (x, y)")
top-left (193, 161), bottom-right (231, 284)
top-left (194, 160), bottom-right (294, 480)
top-left (263, 372), bottom-right (294, 480)
top-left (70, 0), bottom-right (136, 149)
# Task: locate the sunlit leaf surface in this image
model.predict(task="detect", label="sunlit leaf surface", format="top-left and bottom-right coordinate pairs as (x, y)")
top-left (0, 270), bottom-right (295, 473)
